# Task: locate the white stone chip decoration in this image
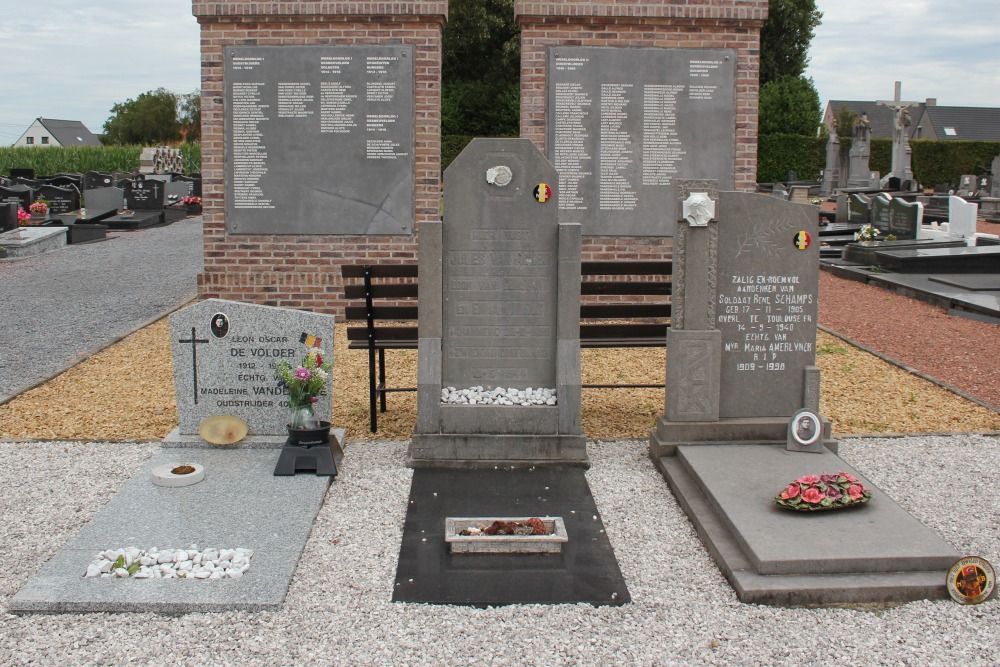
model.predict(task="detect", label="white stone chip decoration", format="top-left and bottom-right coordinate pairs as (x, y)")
top-left (84, 546), bottom-right (253, 580)
top-left (440, 386), bottom-right (557, 406)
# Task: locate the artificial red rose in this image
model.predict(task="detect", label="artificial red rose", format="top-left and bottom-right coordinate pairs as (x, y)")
top-left (826, 486), bottom-right (843, 501)
top-left (848, 484), bottom-right (865, 500)
top-left (797, 475), bottom-right (820, 485)
top-left (801, 486), bottom-right (824, 504)
top-left (838, 472), bottom-right (857, 482)
top-left (780, 483), bottom-right (801, 500)
top-left (820, 474), bottom-right (839, 484)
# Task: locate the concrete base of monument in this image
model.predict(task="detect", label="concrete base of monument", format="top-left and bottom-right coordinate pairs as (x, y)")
top-left (162, 428), bottom-right (346, 450)
top-left (649, 415), bottom-right (837, 458)
top-left (653, 444), bottom-right (960, 606)
top-left (408, 433), bottom-right (589, 468)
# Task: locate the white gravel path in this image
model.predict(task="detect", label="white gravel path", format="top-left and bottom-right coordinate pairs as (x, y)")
top-left (1, 435), bottom-right (997, 666)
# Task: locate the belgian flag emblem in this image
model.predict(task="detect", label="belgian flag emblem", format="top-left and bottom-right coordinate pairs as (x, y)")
top-left (793, 231), bottom-right (811, 250)
top-left (300, 332), bottom-right (323, 348)
top-left (533, 183), bottom-right (552, 203)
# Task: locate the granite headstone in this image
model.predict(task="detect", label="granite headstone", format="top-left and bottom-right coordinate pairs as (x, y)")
top-left (848, 193), bottom-right (871, 227)
top-left (0, 185), bottom-right (33, 212)
top-left (83, 172), bottom-right (115, 190)
top-left (124, 180), bottom-right (165, 211)
top-left (0, 201), bottom-right (17, 232)
top-left (35, 185), bottom-right (80, 215)
top-left (870, 193), bottom-right (922, 240)
top-left (948, 196), bottom-right (978, 242)
top-left (170, 299), bottom-right (336, 437)
top-left (411, 138), bottom-right (585, 466)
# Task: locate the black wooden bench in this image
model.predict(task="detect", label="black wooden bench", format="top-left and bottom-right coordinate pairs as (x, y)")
top-left (342, 260), bottom-right (671, 432)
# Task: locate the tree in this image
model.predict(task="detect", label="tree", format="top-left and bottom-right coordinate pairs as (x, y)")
top-left (834, 105), bottom-right (857, 142)
top-left (758, 75), bottom-right (821, 136)
top-left (179, 91), bottom-right (201, 143)
top-left (759, 0), bottom-right (823, 86)
top-left (103, 88), bottom-right (181, 145)
top-left (441, 0), bottom-right (520, 136)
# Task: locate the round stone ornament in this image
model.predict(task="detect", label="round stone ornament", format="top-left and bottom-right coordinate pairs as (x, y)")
top-left (486, 165), bottom-right (513, 187)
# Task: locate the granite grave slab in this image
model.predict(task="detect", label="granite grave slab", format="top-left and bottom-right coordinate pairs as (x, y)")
top-left (9, 448), bottom-right (330, 614)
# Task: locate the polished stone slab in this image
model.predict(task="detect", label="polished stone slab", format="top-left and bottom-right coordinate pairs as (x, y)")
top-left (392, 467), bottom-right (629, 606)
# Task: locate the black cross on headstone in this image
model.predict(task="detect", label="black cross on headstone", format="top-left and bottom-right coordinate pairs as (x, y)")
top-left (178, 327), bottom-right (209, 404)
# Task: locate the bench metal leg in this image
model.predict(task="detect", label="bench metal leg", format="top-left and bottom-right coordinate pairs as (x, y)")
top-left (378, 348), bottom-right (388, 413)
top-left (368, 344), bottom-right (378, 433)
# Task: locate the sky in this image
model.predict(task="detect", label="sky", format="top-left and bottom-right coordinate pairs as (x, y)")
top-left (1, 0), bottom-right (999, 144)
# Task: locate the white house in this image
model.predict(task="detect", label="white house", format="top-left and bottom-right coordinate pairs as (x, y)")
top-left (13, 118), bottom-right (101, 147)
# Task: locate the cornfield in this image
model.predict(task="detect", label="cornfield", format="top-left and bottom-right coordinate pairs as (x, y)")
top-left (0, 145), bottom-right (201, 177)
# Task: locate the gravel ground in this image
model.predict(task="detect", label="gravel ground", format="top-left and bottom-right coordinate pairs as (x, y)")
top-left (0, 219), bottom-right (203, 403)
top-left (0, 435), bottom-right (997, 666)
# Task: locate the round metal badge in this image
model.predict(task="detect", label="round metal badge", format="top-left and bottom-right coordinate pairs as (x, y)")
top-left (946, 556), bottom-right (995, 605)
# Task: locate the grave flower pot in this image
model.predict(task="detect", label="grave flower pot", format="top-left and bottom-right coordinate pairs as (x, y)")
top-left (286, 421), bottom-right (331, 448)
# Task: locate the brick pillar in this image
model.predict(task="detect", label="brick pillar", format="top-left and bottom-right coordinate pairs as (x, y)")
top-left (515, 0), bottom-right (767, 262)
top-left (192, 1), bottom-right (446, 316)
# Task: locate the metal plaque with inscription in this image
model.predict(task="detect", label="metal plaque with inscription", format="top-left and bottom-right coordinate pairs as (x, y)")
top-left (715, 194), bottom-right (819, 418)
top-left (546, 47), bottom-right (736, 237)
top-left (225, 45), bottom-right (414, 235)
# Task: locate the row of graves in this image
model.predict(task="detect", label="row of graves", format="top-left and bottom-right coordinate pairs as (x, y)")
top-left (12, 139), bottom-right (986, 613)
top-left (0, 168), bottom-right (202, 260)
top-left (9, 6), bottom-right (993, 613)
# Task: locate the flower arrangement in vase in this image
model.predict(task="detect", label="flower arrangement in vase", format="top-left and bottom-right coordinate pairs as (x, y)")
top-left (17, 208), bottom-right (32, 226)
top-left (274, 346), bottom-right (332, 430)
top-left (854, 224), bottom-right (880, 244)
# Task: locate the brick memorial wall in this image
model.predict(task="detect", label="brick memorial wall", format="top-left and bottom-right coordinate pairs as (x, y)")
top-left (515, 0), bottom-right (768, 261)
top-left (192, 1), bottom-right (446, 314)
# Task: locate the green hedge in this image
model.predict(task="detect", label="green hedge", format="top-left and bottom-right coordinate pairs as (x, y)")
top-left (757, 134), bottom-right (1000, 187)
top-left (0, 144), bottom-right (201, 177)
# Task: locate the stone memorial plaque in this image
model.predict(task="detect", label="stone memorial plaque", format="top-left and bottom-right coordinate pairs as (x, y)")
top-left (124, 180), bottom-right (165, 211)
top-left (224, 45), bottom-right (415, 235)
top-left (170, 299), bottom-right (335, 436)
top-left (715, 193), bottom-right (819, 418)
top-left (441, 146), bottom-right (559, 389)
top-left (35, 185), bottom-right (80, 215)
top-left (82, 187), bottom-right (124, 218)
top-left (546, 47), bottom-right (736, 236)
top-left (871, 194), bottom-right (921, 240)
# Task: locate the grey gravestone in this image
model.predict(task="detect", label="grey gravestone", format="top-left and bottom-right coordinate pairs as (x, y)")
top-left (956, 175), bottom-right (976, 198)
top-left (36, 185), bottom-right (80, 215)
top-left (848, 193), bottom-right (871, 227)
top-left (124, 180), bottom-right (165, 210)
top-left (546, 47), bottom-right (736, 237)
top-left (846, 114), bottom-right (874, 188)
top-left (0, 201), bottom-right (17, 232)
top-left (82, 187), bottom-right (124, 218)
top-left (170, 299), bottom-right (336, 437)
top-left (992, 156), bottom-right (1000, 198)
top-left (225, 45), bottom-right (415, 235)
top-left (655, 186), bottom-right (826, 453)
top-left (870, 194), bottom-right (922, 240)
top-left (820, 131), bottom-right (840, 196)
top-left (411, 138), bottom-right (585, 466)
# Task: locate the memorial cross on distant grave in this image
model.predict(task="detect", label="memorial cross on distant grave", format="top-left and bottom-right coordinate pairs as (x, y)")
top-left (877, 81), bottom-right (920, 186)
top-left (177, 327), bottom-right (209, 404)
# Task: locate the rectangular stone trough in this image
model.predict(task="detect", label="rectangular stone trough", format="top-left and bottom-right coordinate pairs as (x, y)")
top-left (445, 517), bottom-right (568, 554)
